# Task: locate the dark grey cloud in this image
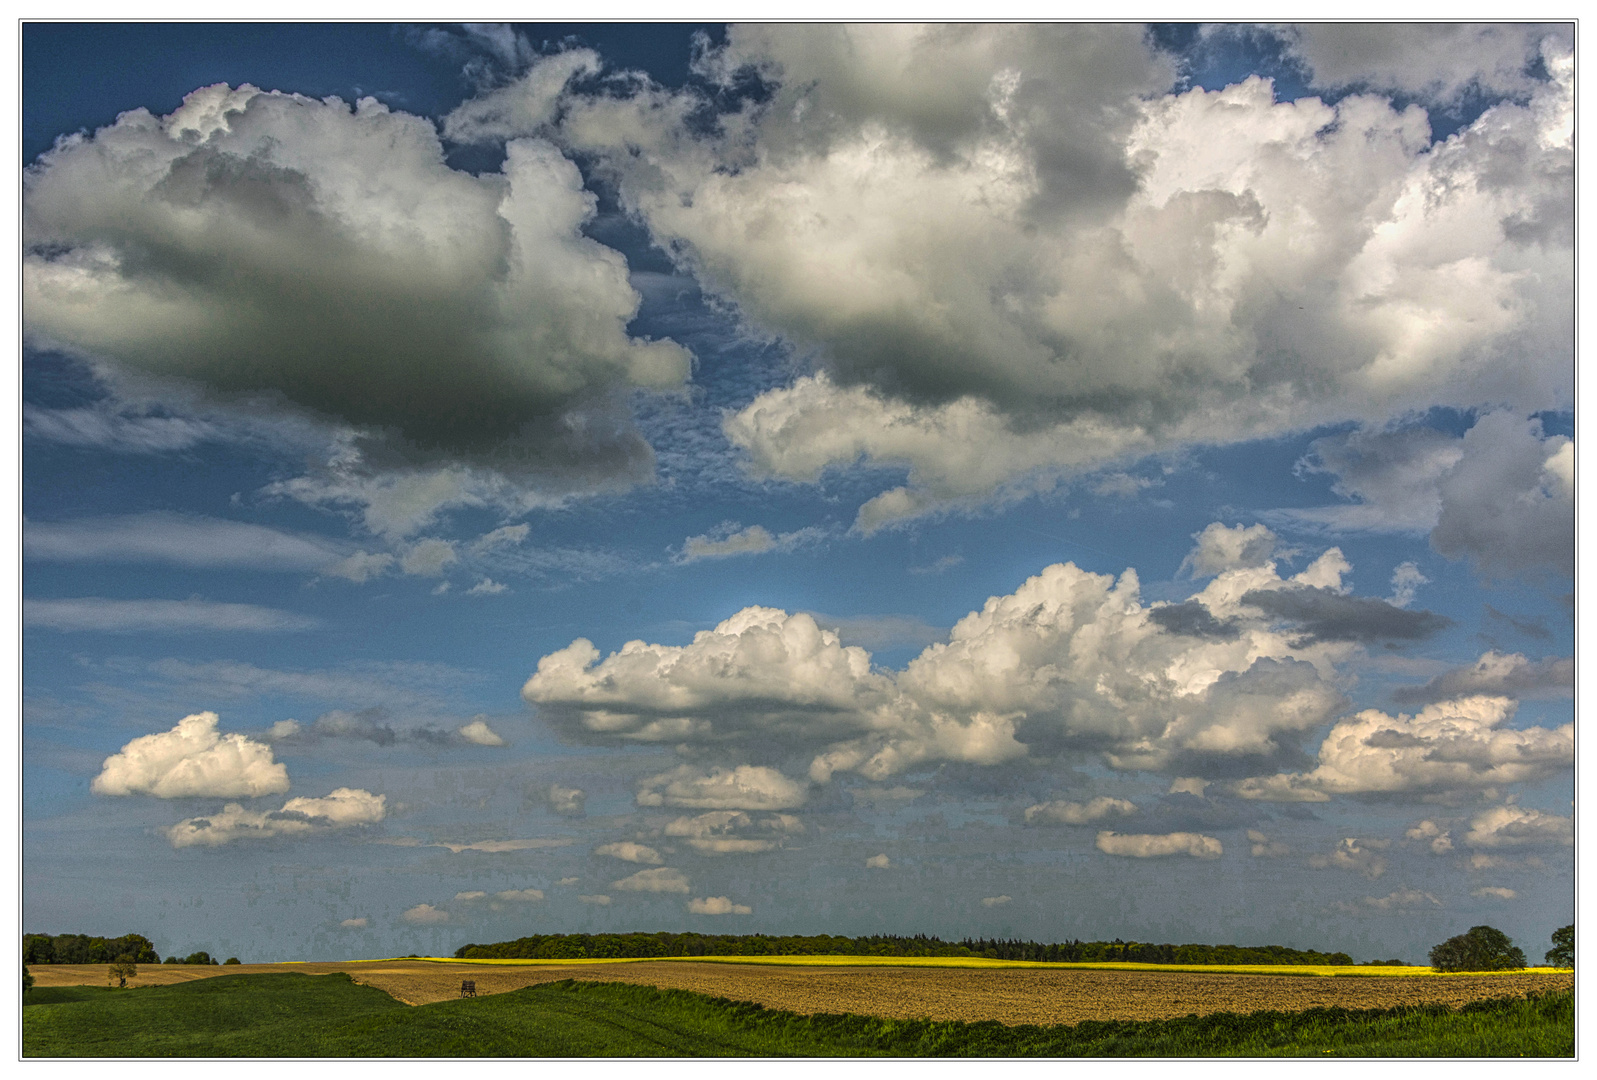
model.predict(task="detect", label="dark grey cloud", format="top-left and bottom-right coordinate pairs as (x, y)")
top-left (1241, 587), bottom-right (1449, 645)
top-left (23, 81), bottom-right (689, 475)
top-left (1147, 601), bottom-right (1240, 639)
top-left (1391, 652), bottom-right (1573, 707)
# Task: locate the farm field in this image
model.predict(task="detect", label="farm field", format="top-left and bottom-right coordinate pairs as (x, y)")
top-left (22, 972), bottom-right (1574, 1057)
top-left (27, 958), bottom-right (1574, 1025)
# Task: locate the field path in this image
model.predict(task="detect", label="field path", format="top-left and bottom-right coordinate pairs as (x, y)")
top-left (28, 961), bottom-right (1571, 1026)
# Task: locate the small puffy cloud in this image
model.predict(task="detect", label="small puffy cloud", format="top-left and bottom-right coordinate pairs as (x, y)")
top-left (663, 811), bottom-right (803, 855)
top-left (1392, 651), bottom-right (1573, 707)
top-left (1387, 563), bottom-right (1429, 609)
top-left (1168, 778), bottom-right (1209, 798)
top-left (1096, 831), bottom-right (1222, 860)
top-left (443, 48), bottom-right (602, 143)
top-left (492, 888), bottom-right (544, 904)
top-left (1024, 796), bottom-right (1138, 826)
top-left (1180, 524), bottom-right (1278, 579)
top-left (1246, 830), bottom-right (1290, 858)
top-left (457, 718), bottom-right (505, 746)
top-left (24, 597), bottom-right (317, 633)
top-left (556, 877), bottom-right (580, 887)
top-left (325, 552), bottom-right (397, 584)
top-left (339, 917), bottom-right (368, 929)
top-left (611, 867), bottom-right (690, 894)
top-left (92, 711), bottom-right (290, 798)
top-left (1405, 820), bottom-right (1453, 855)
top-left (1471, 887), bottom-right (1517, 901)
top-left (454, 891), bottom-right (487, 901)
top-left (1462, 804), bottom-right (1573, 849)
top-left (547, 784), bottom-right (586, 817)
top-left (578, 894), bottom-right (611, 905)
top-left (467, 578), bottom-right (509, 596)
top-left (401, 539), bottom-right (457, 577)
top-left (1236, 695), bottom-right (1572, 801)
top-left (1431, 413), bottom-right (1573, 578)
top-left (167, 787), bottom-right (386, 848)
top-left (636, 765), bottom-right (808, 811)
top-left (1332, 887), bottom-right (1441, 914)
top-left (688, 896), bottom-right (752, 915)
top-left (23, 80), bottom-right (690, 476)
top-left (865, 853), bottom-right (891, 869)
top-left (401, 904), bottom-right (450, 925)
top-left (981, 895), bottom-right (1012, 907)
top-left (675, 523), bottom-right (775, 563)
top-left (1308, 838), bottom-right (1389, 879)
top-left (595, 841), bottom-right (664, 865)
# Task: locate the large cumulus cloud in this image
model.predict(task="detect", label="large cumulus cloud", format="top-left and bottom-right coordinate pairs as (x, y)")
top-left (23, 78), bottom-right (690, 477)
top-left (1234, 695), bottom-right (1573, 801)
top-left (92, 711), bottom-right (289, 798)
top-left (531, 24), bottom-right (1572, 528)
top-left (525, 532), bottom-right (1443, 785)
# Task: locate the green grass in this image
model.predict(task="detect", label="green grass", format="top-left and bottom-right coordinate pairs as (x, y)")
top-left (23, 973), bottom-right (1574, 1057)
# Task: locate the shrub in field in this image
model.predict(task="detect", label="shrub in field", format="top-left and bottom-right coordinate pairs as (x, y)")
top-left (23, 964), bottom-right (32, 991)
top-left (1429, 926), bottom-right (1526, 972)
top-left (108, 956), bottom-right (137, 988)
top-left (1545, 925), bottom-right (1572, 969)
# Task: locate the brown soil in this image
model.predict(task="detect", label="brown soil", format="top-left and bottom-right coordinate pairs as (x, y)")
top-left (27, 961), bottom-right (1572, 1026)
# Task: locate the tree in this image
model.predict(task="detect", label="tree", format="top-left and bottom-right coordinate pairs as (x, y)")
top-left (23, 964), bottom-right (33, 992)
top-left (224, 957), bottom-right (241, 965)
top-left (1429, 925), bottom-right (1527, 972)
top-left (1545, 924), bottom-right (1573, 969)
top-left (108, 955), bottom-right (137, 988)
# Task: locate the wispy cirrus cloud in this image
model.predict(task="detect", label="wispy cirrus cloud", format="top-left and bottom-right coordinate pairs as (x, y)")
top-left (24, 598), bottom-right (318, 633)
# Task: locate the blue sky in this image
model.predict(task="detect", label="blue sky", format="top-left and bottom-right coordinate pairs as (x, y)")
top-left (20, 22), bottom-right (1575, 964)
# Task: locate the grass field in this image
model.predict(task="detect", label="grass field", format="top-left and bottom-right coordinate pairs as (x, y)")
top-left (22, 972), bottom-right (1574, 1057)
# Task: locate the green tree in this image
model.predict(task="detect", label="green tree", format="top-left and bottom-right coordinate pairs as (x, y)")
top-left (1430, 925), bottom-right (1527, 972)
top-left (224, 957), bottom-right (241, 965)
top-left (108, 955), bottom-right (137, 988)
top-left (23, 964), bottom-right (33, 992)
top-left (1545, 924), bottom-right (1573, 969)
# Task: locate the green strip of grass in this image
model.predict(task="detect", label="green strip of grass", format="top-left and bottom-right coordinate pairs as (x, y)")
top-left (23, 973), bottom-right (1573, 1058)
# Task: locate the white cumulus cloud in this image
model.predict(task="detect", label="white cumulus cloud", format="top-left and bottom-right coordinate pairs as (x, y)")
top-left (1024, 796), bottom-right (1138, 826)
top-left (611, 867), bottom-right (690, 893)
top-left (1096, 831), bottom-right (1221, 859)
top-left (457, 718), bottom-right (505, 746)
top-left (92, 711), bottom-right (290, 799)
top-left (688, 896), bottom-right (752, 915)
top-left (167, 787), bottom-right (386, 848)
top-left (595, 841), bottom-right (664, 865)
top-left (401, 904), bottom-right (450, 925)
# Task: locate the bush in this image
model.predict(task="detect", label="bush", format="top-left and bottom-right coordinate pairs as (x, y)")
top-left (1545, 925), bottom-right (1573, 969)
top-left (224, 957), bottom-right (241, 965)
top-left (1430, 926), bottom-right (1527, 972)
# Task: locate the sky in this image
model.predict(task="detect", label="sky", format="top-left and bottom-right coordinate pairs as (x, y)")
top-left (18, 21), bottom-right (1577, 966)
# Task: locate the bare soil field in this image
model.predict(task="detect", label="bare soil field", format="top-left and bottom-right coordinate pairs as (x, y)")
top-left (29, 961), bottom-right (1573, 1026)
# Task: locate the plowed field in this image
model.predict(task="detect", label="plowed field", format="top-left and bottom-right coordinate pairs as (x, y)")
top-left (29, 961), bottom-right (1572, 1026)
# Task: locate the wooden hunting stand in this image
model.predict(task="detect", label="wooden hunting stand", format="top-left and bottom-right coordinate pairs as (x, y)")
top-left (460, 979), bottom-right (477, 998)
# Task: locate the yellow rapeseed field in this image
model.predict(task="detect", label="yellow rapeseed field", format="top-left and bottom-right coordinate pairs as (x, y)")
top-left (391, 954), bottom-right (1573, 978)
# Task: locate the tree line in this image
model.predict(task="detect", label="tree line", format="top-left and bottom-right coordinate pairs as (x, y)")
top-left (23, 933), bottom-right (160, 965)
top-left (454, 932), bottom-right (1354, 965)
top-left (23, 932), bottom-right (235, 966)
